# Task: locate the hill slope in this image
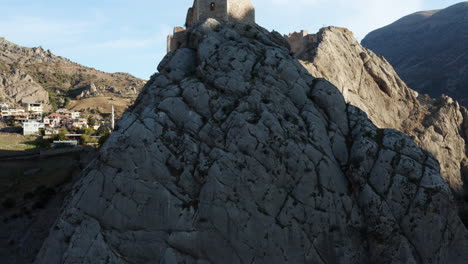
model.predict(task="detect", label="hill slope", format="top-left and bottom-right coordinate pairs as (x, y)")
top-left (34, 20), bottom-right (468, 263)
top-left (0, 37), bottom-right (145, 116)
top-left (361, 2), bottom-right (468, 106)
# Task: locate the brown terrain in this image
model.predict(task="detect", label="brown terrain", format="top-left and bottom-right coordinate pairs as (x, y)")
top-left (0, 37), bottom-right (146, 118)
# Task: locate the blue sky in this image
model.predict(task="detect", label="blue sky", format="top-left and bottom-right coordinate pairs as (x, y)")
top-left (0, 0), bottom-right (463, 79)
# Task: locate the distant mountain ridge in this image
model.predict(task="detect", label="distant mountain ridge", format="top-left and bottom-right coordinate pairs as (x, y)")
top-left (361, 2), bottom-right (468, 106)
top-left (0, 37), bottom-right (145, 116)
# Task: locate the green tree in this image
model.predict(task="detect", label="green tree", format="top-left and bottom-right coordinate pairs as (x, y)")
top-left (77, 127), bottom-right (95, 136)
top-left (57, 127), bottom-right (69, 141)
top-left (63, 97), bottom-right (71, 107)
top-left (87, 116), bottom-right (96, 127)
top-left (96, 125), bottom-right (110, 136)
top-left (78, 127), bottom-right (97, 144)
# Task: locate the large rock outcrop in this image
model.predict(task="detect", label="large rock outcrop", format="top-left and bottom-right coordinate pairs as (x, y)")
top-left (361, 2), bottom-right (468, 107)
top-left (0, 69), bottom-right (49, 104)
top-left (292, 27), bottom-right (468, 201)
top-left (34, 20), bottom-right (468, 263)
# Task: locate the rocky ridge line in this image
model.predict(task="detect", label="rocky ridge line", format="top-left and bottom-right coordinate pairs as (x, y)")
top-left (0, 37), bottom-right (71, 66)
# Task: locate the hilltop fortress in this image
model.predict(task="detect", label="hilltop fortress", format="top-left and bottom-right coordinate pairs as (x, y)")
top-left (167, 0), bottom-right (255, 52)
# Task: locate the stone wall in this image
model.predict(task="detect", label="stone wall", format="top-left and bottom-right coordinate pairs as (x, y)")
top-left (188, 0), bottom-right (255, 26)
top-left (167, 27), bottom-right (187, 53)
top-left (170, 0), bottom-right (255, 52)
top-left (284, 30), bottom-right (318, 57)
top-left (196, 0), bottom-right (228, 24)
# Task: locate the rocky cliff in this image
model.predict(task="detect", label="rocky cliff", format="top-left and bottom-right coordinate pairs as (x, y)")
top-left (0, 69), bottom-right (49, 104)
top-left (361, 2), bottom-right (468, 107)
top-left (0, 37), bottom-right (145, 116)
top-left (34, 20), bottom-right (468, 263)
top-left (292, 27), bottom-right (468, 203)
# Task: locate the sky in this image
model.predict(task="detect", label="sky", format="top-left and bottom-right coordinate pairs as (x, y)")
top-left (0, 0), bottom-right (463, 80)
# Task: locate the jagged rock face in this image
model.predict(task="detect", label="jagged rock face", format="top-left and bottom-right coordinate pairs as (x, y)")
top-left (34, 20), bottom-right (468, 263)
top-left (361, 2), bottom-right (468, 107)
top-left (297, 26), bottom-right (468, 199)
top-left (0, 69), bottom-right (49, 104)
top-left (295, 27), bottom-right (419, 130)
top-left (0, 37), bottom-right (69, 65)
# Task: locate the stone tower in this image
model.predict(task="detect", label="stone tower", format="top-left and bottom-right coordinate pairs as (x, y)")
top-left (167, 0), bottom-right (256, 52)
top-left (186, 0), bottom-right (255, 27)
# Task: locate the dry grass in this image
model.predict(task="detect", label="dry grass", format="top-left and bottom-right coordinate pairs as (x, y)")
top-left (24, 62), bottom-right (145, 92)
top-left (0, 133), bottom-right (38, 153)
top-left (68, 96), bottom-right (133, 117)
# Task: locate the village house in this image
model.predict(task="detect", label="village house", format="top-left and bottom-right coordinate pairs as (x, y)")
top-left (64, 118), bottom-right (88, 130)
top-left (44, 128), bottom-right (60, 136)
top-left (0, 105), bottom-right (27, 121)
top-left (24, 102), bottom-right (43, 113)
top-left (23, 102), bottom-right (44, 120)
top-left (43, 113), bottom-right (66, 128)
top-left (56, 108), bottom-right (80, 119)
top-left (23, 120), bottom-right (45, 135)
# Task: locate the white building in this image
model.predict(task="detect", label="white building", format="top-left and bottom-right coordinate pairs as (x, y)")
top-left (64, 118), bottom-right (88, 129)
top-left (23, 103), bottom-right (43, 120)
top-left (24, 103), bottom-right (43, 113)
top-left (43, 113), bottom-right (66, 128)
top-left (1, 106), bottom-right (27, 121)
top-left (23, 121), bottom-right (45, 135)
top-left (71, 111), bottom-right (81, 119)
top-left (56, 108), bottom-right (81, 119)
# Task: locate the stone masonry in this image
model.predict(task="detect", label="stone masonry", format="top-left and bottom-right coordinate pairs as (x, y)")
top-left (168, 0), bottom-right (255, 52)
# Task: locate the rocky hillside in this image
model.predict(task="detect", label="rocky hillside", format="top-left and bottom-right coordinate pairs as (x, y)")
top-left (0, 69), bottom-right (49, 105)
top-left (0, 37), bottom-right (145, 116)
top-left (361, 2), bottom-right (468, 106)
top-left (291, 27), bottom-right (468, 203)
top-left (34, 20), bottom-right (468, 263)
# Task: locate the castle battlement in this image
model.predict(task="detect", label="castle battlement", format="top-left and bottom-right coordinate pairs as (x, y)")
top-left (284, 31), bottom-right (318, 58)
top-left (187, 0), bottom-right (255, 27)
top-left (167, 0), bottom-right (256, 52)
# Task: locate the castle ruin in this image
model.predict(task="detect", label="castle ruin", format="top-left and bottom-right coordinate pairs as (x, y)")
top-left (167, 0), bottom-right (256, 52)
top-left (284, 30), bottom-right (318, 58)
